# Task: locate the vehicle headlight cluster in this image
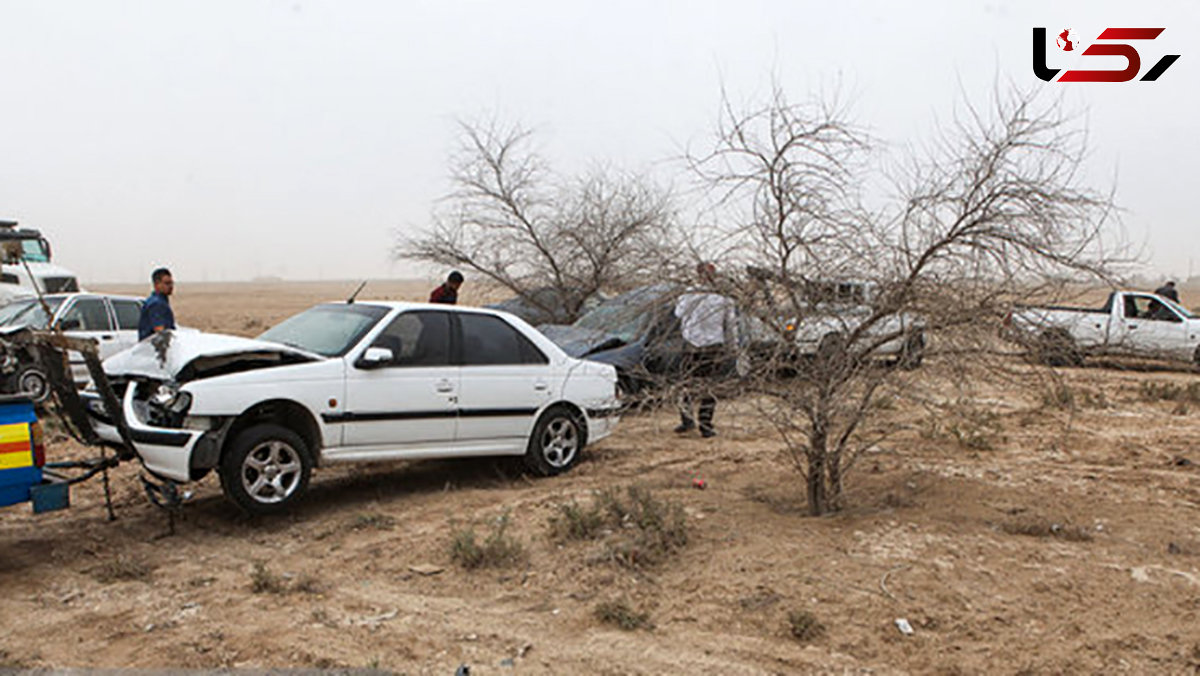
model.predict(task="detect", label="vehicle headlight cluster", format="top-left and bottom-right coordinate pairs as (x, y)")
top-left (151, 382), bottom-right (192, 414)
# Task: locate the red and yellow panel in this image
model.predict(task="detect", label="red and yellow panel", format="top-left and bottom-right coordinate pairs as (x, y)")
top-left (0, 422), bottom-right (33, 470)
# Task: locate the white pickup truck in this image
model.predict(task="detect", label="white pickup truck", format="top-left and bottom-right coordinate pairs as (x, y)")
top-left (1004, 290), bottom-right (1200, 366)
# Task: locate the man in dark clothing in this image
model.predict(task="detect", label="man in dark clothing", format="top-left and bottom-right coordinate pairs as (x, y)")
top-left (138, 267), bottom-right (176, 341)
top-left (429, 271), bottom-right (464, 304)
top-left (1155, 281), bottom-right (1181, 303)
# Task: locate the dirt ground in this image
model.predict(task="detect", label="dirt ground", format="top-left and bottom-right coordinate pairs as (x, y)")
top-left (2, 282), bottom-right (1200, 674)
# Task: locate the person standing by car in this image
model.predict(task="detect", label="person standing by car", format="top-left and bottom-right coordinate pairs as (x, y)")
top-left (429, 271), bottom-right (463, 304)
top-left (138, 267), bottom-right (176, 340)
top-left (1155, 280), bottom-right (1181, 304)
top-left (674, 263), bottom-right (738, 438)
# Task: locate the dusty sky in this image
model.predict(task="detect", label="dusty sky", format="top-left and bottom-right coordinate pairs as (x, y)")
top-left (0, 1), bottom-right (1195, 284)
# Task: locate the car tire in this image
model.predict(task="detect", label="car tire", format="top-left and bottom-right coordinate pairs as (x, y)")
top-left (523, 405), bottom-right (586, 477)
top-left (14, 364), bottom-right (50, 405)
top-left (1194, 344), bottom-right (1200, 369)
top-left (218, 423), bottom-right (312, 515)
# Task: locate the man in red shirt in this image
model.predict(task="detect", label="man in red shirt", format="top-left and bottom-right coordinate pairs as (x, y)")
top-left (429, 271), bottom-right (464, 304)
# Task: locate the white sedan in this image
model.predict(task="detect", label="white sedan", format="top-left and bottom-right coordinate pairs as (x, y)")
top-left (84, 301), bottom-right (621, 514)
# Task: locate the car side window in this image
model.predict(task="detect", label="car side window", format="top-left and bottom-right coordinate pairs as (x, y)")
top-left (459, 314), bottom-right (548, 366)
top-left (1129, 295), bottom-right (1181, 323)
top-left (58, 298), bottom-right (114, 331)
top-left (111, 300), bottom-right (142, 331)
top-left (371, 311), bottom-right (452, 367)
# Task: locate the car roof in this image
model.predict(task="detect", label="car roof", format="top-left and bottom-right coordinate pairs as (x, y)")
top-left (322, 300), bottom-right (516, 317)
top-left (38, 292), bottom-right (144, 303)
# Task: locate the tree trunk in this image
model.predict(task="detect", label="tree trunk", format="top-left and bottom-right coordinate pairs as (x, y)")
top-left (807, 430), bottom-right (828, 516)
top-left (827, 447), bottom-right (844, 512)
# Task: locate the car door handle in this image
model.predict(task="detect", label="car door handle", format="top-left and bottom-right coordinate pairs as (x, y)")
top-left (435, 379), bottom-right (455, 393)
top-left (534, 381), bottom-right (549, 391)
top-left (100, 334), bottom-right (114, 341)
top-left (1127, 324), bottom-right (1138, 330)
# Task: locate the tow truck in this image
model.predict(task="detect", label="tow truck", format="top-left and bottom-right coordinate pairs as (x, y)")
top-left (0, 328), bottom-right (138, 518)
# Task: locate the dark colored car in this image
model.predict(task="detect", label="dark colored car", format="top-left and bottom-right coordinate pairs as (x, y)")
top-left (538, 285), bottom-right (687, 392)
top-left (484, 287), bottom-right (606, 327)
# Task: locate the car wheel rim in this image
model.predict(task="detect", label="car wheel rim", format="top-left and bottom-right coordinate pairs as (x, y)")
top-left (540, 417), bottom-right (578, 468)
top-left (20, 370), bottom-right (48, 402)
top-left (241, 440), bottom-right (302, 504)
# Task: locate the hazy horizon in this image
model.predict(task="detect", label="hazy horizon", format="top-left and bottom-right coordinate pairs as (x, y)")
top-left (2, 1), bottom-right (1196, 284)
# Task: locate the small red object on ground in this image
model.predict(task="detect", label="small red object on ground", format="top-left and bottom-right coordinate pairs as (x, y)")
top-left (692, 478), bottom-right (707, 490)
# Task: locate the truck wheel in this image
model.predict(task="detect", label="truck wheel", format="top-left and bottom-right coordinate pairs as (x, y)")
top-left (1037, 329), bottom-right (1082, 367)
top-left (218, 423), bottom-right (312, 515)
top-left (898, 331), bottom-right (926, 370)
top-left (523, 405), bottom-right (585, 477)
top-left (14, 365), bottom-right (50, 405)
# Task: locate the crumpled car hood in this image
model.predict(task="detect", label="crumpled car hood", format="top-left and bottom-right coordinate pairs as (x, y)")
top-left (103, 329), bottom-right (321, 381)
top-left (537, 324), bottom-right (626, 359)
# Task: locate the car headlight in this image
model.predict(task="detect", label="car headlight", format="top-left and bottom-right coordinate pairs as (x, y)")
top-left (151, 383), bottom-right (192, 413)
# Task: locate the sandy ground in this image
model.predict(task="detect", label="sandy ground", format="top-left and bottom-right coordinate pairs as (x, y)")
top-left (2, 282), bottom-right (1200, 673)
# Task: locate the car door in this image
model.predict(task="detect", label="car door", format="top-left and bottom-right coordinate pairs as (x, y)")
top-left (454, 312), bottom-right (553, 452)
top-left (55, 296), bottom-right (122, 384)
top-left (1112, 294), bottom-right (1188, 359)
top-left (107, 297), bottom-right (144, 352)
top-left (340, 310), bottom-right (459, 450)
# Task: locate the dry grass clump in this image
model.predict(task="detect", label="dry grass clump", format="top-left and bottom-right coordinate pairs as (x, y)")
top-left (250, 562), bottom-right (289, 594)
top-left (248, 562), bottom-right (325, 594)
top-left (999, 518), bottom-right (1093, 542)
top-left (1139, 381), bottom-right (1200, 404)
top-left (449, 512), bottom-right (527, 570)
top-left (787, 610), bottom-right (826, 642)
top-left (552, 485), bottom-right (689, 568)
top-left (594, 600), bottom-right (653, 631)
top-left (351, 512), bottom-right (397, 531)
top-left (89, 555), bottom-right (154, 584)
top-left (1040, 384), bottom-right (1109, 411)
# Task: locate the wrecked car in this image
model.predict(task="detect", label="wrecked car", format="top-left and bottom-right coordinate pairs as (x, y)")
top-left (0, 293), bottom-right (144, 403)
top-left (484, 286), bottom-right (606, 326)
top-left (83, 301), bottom-right (621, 514)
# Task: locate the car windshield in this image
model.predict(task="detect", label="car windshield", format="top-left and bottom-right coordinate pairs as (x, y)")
top-left (573, 285), bottom-right (672, 343)
top-left (1162, 296), bottom-right (1197, 319)
top-left (257, 303), bottom-right (389, 357)
top-left (0, 296), bottom-right (64, 328)
top-left (20, 240), bottom-right (49, 263)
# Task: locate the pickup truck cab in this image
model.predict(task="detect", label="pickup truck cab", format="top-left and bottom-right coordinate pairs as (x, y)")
top-left (1005, 290), bottom-right (1200, 366)
top-left (0, 220), bottom-right (82, 305)
top-left (84, 301), bottom-right (621, 515)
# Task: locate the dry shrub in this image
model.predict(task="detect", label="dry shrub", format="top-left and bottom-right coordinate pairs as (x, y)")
top-left (250, 562), bottom-right (289, 594)
top-left (450, 512), bottom-right (527, 570)
top-left (1040, 384), bottom-right (1109, 411)
top-left (90, 555), bottom-right (154, 584)
top-left (787, 610), bottom-right (826, 642)
top-left (549, 500), bottom-right (608, 540)
top-left (1140, 381), bottom-right (1200, 404)
top-left (351, 512), bottom-right (397, 531)
top-left (594, 600), bottom-right (653, 631)
top-left (561, 485), bottom-right (689, 568)
top-left (999, 518), bottom-right (1093, 542)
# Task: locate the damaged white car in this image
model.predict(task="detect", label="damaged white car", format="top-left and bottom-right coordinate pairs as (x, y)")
top-left (83, 302), bottom-right (621, 514)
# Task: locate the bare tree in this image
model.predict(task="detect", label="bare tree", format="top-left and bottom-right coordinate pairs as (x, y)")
top-left (398, 119), bottom-right (678, 323)
top-left (687, 85), bottom-right (1123, 516)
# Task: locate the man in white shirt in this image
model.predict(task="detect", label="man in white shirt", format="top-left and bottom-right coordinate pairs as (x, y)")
top-left (674, 262), bottom-right (738, 438)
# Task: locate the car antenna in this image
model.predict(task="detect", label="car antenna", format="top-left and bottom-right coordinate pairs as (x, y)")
top-left (346, 280), bottom-right (368, 304)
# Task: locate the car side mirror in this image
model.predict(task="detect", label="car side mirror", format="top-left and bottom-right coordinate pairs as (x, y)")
top-left (355, 346), bottom-right (394, 370)
top-left (58, 318), bottom-right (81, 331)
